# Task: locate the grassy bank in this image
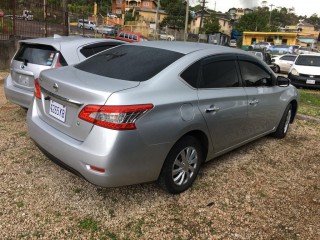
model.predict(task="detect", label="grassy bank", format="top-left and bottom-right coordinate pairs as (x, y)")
top-left (298, 89), bottom-right (320, 118)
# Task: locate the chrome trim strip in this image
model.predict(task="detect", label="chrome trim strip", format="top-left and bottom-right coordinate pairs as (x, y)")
top-left (40, 87), bottom-right (83, 106)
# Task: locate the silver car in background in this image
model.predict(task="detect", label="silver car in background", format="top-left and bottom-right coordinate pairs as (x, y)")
top-left (4, 35), bottom-right (124, 108)
top-left (27, 42), bottom-right (298, 194)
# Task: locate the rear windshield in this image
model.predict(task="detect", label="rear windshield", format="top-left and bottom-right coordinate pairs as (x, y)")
top-left (75, 45), bottom-right (184, 81)
top-left (295, 55), bottom-right (320, 67)
top-left (14, 44), bottom-right (60, 66)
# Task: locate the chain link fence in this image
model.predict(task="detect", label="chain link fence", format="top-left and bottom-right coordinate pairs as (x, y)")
top-left (0, 0), bottom-right (67, 40)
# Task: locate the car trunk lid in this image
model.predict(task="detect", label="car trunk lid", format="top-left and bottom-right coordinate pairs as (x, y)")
top-left (36, 66), bottom-right (140, 141)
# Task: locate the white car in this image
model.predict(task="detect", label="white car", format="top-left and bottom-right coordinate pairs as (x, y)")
top-left (229, 39), bottom-right (237, 47)
top-left (272, 54), bottom-right (297, 73)
top-left (77, 19), bottom-right (96, 30)
top-left (97, 25), bottom-right (116, 36)
top-left (288, 53), bottom-right (320, 89)
top-left (297, 47), bottom-right (319, 54)
top-left (159, 33), bottom-right (175, 41)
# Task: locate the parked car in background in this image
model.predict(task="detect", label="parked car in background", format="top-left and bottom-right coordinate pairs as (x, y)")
top-left (97, 25), bottom-right (116, 36)
top-left (297, 47), bottom-right (319, 54)
top-left (77, 19), bottom-right (96, 30)
top-left (248, 51), bottom-right (276, 72)
top-left (272, 54), bottom-right (297, 73)
top-left (22, 9), bottom-right (33, 21)
top-left (116, 31), bottom-right (148, 42)
top-left (248, 42), bottom-right (274, 51)
top-left (229, 39), bottom-right (237, 47)
top-left (291, 45), bottom-right (301, 54)
top-left (27, 42), bottom-right (298, 194)
top-left (4, 35), bottom-right (125, 108)
top-left (159, 32), bottom-right (175, 41)
top-left (288, 53), bottom-right (320, 89)
top-left (107, 13), bottom-right (118, 18)
top-left (267, 44), bottom-right (294, 55)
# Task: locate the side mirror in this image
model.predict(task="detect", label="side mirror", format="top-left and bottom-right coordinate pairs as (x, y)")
top-left (277, 76), bottom-right (290, 87)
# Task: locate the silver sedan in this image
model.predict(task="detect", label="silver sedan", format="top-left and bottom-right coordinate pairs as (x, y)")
top-left (27, 42), bottom-right (298, 194)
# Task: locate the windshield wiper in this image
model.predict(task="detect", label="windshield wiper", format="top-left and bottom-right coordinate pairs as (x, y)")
top-left (16, 57), bottom-right (29, 66)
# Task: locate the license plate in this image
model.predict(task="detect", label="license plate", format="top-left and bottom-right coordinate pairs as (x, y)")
top-left (306, 79), bottom-right (315, 84)
top-left (49, 100), bottom-right (67, 122)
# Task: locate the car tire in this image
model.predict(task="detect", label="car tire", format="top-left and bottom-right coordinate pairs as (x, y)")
top-left (158, 136), bottom-right (203, 194)
top-left (272, 104), bottom-right (292, 139)
top-left (275, 65), bottom-right (280, 73)
top-left (248, 46), bottom-right (253, 50)
top-left (167, 37), bottom-right (172, 41)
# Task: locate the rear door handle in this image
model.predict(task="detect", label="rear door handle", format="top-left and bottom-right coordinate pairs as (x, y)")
top-left (205, 105), bottom-right (220, 113)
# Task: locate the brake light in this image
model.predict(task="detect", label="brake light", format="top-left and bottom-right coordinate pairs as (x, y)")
top-left (34, 78), bottom-right (41, 99)
top-left (52, 53), bottom-right (62, 68)
top-left (78, 104), bottom-right (153, 130)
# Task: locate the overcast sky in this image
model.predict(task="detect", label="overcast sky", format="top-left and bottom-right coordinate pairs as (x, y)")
top-left (191, 0), bottom-right (320, 17)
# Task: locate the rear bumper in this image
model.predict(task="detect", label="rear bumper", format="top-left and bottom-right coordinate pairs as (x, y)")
top-left (27, 99), bottom-right (170, 187)
top-left (4, 74), bottom-right (34, 108)
top-left (288, 73), bottom-right (320, 89)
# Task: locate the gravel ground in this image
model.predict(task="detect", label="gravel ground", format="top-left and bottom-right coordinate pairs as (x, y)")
top-left (0, 72), bottom-right (319, 239)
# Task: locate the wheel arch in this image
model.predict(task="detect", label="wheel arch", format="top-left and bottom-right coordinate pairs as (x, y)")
top-left (290, 100), bottom-right (298, 123)
top-left (178, 130), bottom-right (209, 161)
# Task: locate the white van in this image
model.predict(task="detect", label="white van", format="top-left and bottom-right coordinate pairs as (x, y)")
top-left (77, 19), bottom-right (96, 30)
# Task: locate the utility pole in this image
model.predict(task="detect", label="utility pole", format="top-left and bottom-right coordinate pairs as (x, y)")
top-left (155, 0), bottom-right (160, 40)
top-left (184, 0), bottom-right (189, 41)
top-left (269, 3), bottom-right (275, 26)
top-left (198, 0), bottom-right (207, 34)
top-left (63, 0), bottom-right (68, 36)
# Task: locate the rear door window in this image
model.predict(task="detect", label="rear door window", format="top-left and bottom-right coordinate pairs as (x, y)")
top-left (280, 55), bottom-right (296, 62)
top-left (75, 45), bottom-right (184, 81)
top-left (200, 58), bottom-right (240, 88)
top-left (14, 44), bottom-right (59, 66)
top-left (180, 60), bottom-right (201, 88)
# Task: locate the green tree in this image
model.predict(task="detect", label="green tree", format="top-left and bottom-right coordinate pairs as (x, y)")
top-left (268, 7), bottom-right (299, 30)
top-left (160, 0), bottom-right (190, 29)
top-left (202, 11), bottom-right (220, 34)
top-left (308, 13), bottom-right (320, 30)
top-left (235, 8), bottom-right (270, 32)
top-left (189, 4), bottom-right (202, 13)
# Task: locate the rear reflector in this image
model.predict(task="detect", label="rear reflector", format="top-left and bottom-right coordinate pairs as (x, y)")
top-left (78, 104), bottom-right (154, 130)
top-left (34, 78), bottom-right (41, 99)
top-left (87, 165), bottom-right (105, 173)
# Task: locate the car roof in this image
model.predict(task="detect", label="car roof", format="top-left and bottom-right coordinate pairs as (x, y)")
top-left (19, 35), bottom-right (125, 64)
top-left (298, 53), bottom-right (320, 56)
top-left (119, 31), bottom-right (142, 35)
top-left (132, 41), bottom-right (247, 55)
top-left (19, 35), bottom-right (115, 49)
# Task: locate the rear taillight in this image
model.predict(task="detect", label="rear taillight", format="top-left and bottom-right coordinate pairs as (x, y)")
top-left (52, 53), bottom-right (62, 68)
top-left (78, 104), bottom-right (153, 130)
top-left (34, 78), bottom-right (41, 99)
